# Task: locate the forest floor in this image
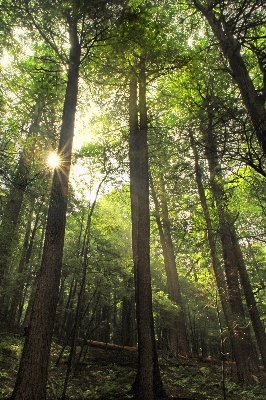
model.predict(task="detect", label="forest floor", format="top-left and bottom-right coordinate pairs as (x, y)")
top-left (1, 333), bottom-right (266, 400)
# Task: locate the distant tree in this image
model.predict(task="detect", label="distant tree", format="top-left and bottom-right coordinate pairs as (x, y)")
top-left (150, 172), bottom-right (189, 356)
top-left (0, 41), bottom-right (64, 321)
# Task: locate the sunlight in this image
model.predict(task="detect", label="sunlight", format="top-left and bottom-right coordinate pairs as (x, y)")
top-left (47, 152), bottom-right (60, 169)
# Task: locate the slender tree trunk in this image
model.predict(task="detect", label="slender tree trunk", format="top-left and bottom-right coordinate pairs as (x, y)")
top-left (193, 1), bottom-right (266, 157)
top-left (121, 277), bottom-right (136, 347)
top-left (150, 174), bottom-right (188, 356)
top-left (231, 225), bottom-right (266, 369)
top-left (202, 122), bottom-right (260, 380)
top-left (190, 131), bottom-right (260, 382)
top-left (8, 203), bottom-right (35, 328)
top-left (58, 276), bottom-right (77, 341)
top-left (11, 20), bottom-right (80, 400)
top-left (17, 208), bottom-right (41, 327)
top-left (22, 210), bottom-right (45, 329)
top-left (0, 104), bottom-right (42, 319)
top-left (129, 59), bottom-right (166, 399)
top-left (61, 178), bottom-right (105, 398)
top-left (61, 269), bottom-right (85, 400)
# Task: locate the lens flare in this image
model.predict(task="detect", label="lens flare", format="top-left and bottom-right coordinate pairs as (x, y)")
top-left (47, 152), bottom-right (60, 168)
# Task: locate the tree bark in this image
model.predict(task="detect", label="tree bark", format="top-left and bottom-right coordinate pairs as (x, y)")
top-left (0, 103), bottom-right (42, 319)
top-left (129, 59), bottom-right (166, 400)
top-left (193, 1), bottom-right (266, 157)
top-left (150, 173), bottom-right (189, 356)
top-left (10, 19), bottom-right (80, 400)
top-left (76, 338), bottom-right (138, 353)
top-left (8, 203), bottom-right (35, 328)
top-left (231, 225), bottom-right (266, 370)
top-left (189, 132), bottom-right (260, 382)
top-left (202, 121), bottom-right (260, 381)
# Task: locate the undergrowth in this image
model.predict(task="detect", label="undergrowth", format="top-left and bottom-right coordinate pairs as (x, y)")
top-left (1, 333), bottom-right (266, 399)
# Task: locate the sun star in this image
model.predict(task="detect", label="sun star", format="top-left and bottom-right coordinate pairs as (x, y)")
top-left (47, 152), bottom-right (60, 168)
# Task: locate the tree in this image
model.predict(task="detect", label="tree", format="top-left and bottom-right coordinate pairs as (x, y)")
top-left (193, 0), bottom-right (266, 158)
top-left (129, 59), bottom-right (166, 399)
top-left (0, 40), bottom-right (65, 321)
top-left (148, 19), bottom-right (266, 377)
top-left (10, 10), bottom-right (81, 399)
top-left (1, 0), bottom-right (266, 396)
top-left (0, 100), bottom-right (42, 317)
top-left (150, 172), bottom-right (189, 356)
top-left (10, 1), bottom-right (127, 397)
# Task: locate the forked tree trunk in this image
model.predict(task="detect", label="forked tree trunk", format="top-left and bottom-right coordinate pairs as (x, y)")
top-left (129, 59), bottom-right (166, 400)
top-left (10, 20), bottom-right (81, 400)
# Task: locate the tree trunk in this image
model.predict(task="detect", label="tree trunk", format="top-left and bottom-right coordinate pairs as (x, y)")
top-left (10, 20), bottom-right (80, 400)
top-left (58, 276), bottom-right (77, 341)
top-left (121, 278), bottom-right (136, 347)
top-left (0, 104), bottom-right (42, 320)
top-left (8, 203), bottom-right (35, 328)
top-left (61, 185), bottom-right (103, 398)
top-left (202, 122), bottom-right (260, 381)
top-left (22, 203), bottom-right (48, 328)
top-left (190, 131), bottom-right (260, 382)
top-left (150, 174), bottom-right (188, 356)
top-left (194, 1), bottom-right (266, 157)
top-left (231, 225), bottom-right (266, 370)
top-left (129, 59), bottom-right (166, 400)
top-left (76, 338), bottom-right (138, 353)
top-left (20, 209), bottom-right (41, 327)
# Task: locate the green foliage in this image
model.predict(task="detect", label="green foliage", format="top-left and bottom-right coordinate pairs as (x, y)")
top-left (152, 290), bottom-right (180, 327)
top-left (2, 333), bottom-right (266, 399)
top-left (1, 0), bottom-right (266, 395)
top-left (0, 334), bottom-right (22, 364)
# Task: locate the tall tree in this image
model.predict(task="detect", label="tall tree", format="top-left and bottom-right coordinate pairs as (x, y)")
top-left (201, 100), bottom-right (260, 379)
top-left (193, 0), bottom-right (266, 158)
top-left (0, 102), bottom-right (42, 318)
top-left (189, 131), bottom-right (260, 382)
top-left (129, 59), bottom-right (166, 399)
top-left (10, 1), bottom-right (125, 398)
top-left (150, 173), bottom-right (189, 356)
top-left (0, 38), bottom-right (65, 321)
top-left (11, 12), bottom-right (81, 399)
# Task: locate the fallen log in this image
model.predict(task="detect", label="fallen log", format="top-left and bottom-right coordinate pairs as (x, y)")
top-left (77, 338), bottom-right (138, 353)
